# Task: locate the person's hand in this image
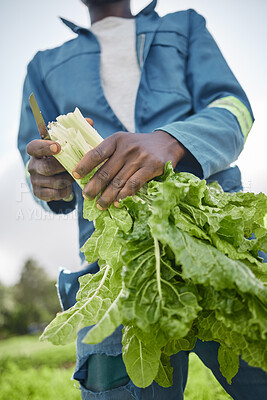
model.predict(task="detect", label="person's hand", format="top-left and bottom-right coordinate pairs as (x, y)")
top-left (26, 139), bottom-right (74, 201)
top-left (72, 130), bottom-right (186, 210)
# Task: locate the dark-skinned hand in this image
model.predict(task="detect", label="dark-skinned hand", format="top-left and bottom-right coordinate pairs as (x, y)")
top-left (26, 140), bottom-right (74, 201)
top-left (26, 118), bottom-right (94, 202)
top-left (73, 130), bottom-right (186, 210)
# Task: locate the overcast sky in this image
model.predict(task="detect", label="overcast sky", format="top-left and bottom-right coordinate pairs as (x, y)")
top-left (0, 0), bottom-right (266, 285)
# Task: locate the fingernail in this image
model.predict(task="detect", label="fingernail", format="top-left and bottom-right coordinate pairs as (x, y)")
top-left (96, 203), bottom-right (105, 211)
top-left (85, 117), bottom-right (94, 126)
top-left (114, 201), bottom-right (120, 208)
top-left (82, 193), bottom-right (93, 201)
top-left (73, 171), bottom-right (81, 179)
top-left (50, 144), bottom-right (59, 153)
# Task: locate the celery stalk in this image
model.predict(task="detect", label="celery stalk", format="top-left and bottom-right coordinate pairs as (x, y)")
top-left (48, 108), bottom-right (103, 189)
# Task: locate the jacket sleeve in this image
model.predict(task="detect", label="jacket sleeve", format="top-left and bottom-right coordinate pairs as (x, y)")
top-left (157, 9), bottom-right (254, 179)
top-left (17, 52), bottom-right (76, 214)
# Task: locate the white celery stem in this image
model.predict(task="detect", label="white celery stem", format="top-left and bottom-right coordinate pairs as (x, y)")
top-left (56, 108), bottom-right (103, 148)
top-left (48, 108), bottom-right (103, 189)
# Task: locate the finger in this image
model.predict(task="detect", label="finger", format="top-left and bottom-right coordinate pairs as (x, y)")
top-left (33, 185), bottom-right (73, 202)
top-left (95, 164), bottom-right (138, 210)
top-left (28, 156), bottom-right (66, 176)
top-left (82, 156), bottom-right (125, 200)
top-left (31, 172), bottom-right (74, 190)
top-left (26, 139), bottom-right (61, 158)
top-left (85, 117), bottom-right (94, 126)
top-left (116, 168), bottom-right (156, 201)
top-left (73, 134), bottom-right (118, 179)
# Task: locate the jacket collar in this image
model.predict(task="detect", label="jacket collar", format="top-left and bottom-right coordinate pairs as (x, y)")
top-left (137, 0), bottom-right (157, 15)
top-left (59, 17), bottom-right (88, 34)
top-left (60, 0), bottom-right (158, 33)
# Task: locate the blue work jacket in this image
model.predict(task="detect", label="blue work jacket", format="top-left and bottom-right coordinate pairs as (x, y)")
top-left (18, 0), bottom-right (254, 258)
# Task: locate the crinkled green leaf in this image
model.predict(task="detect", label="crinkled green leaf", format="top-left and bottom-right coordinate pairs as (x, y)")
top-left (131, 324), bottom-right (169, 349)
top-left (79, 169), bottom-right (97, 189)
top-left (81, 214), bottom-right (106, 263)
top-left (40, 266), bottom-right (113, 344)
top-left (172, 205), bottom-right (211, 242)
top-left (197, 311), bottom-right (267, 373)
top-left (156, 160), bottom-right (175, 181)
top-left (83, 289), bottom-right (123, 344)
top-left (198, 287), bottom-right (266, 341)
top-left (203, 181), bottom-right (228, 208)
top-left (108, 204), bottom-right (132, 233)
top-left (208, 230), bottom-right (263, 266)
top-left (226, 191), bottom-right (267, 228)
top-left (120, 196), bottom-right (151, 241)
top-left (98, 217), bottom-right (122, 267)
top-left (218, 345), bottom-right (240, 384)
top-left (81, 214), bottom-right (124, 268)
top-left (163, 329), bottom-right (197, 356)
top-left (121, 235), bottom-right (201, 339)
top-left (155, 352), bottom-right (173, 388)
top-left (83, 197), bottom-right (104, 221)
top-left (150, 220), bottom-right (266, 303)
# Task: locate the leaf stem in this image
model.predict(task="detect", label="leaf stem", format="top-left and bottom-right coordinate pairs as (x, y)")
top-left (154, 237), bottom-right (163, 301)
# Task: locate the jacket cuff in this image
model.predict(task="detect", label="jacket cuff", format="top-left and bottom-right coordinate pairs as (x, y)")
top-left (47, 193), bottom-right (76, 215)
top-left (156, 108), bottom-right (244, 179)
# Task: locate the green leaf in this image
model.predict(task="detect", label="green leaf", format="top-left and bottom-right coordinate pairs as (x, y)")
top-left (172, 206), bottom-right (211, 242)
top-left (81, 214), bottom-right (106, 263)
top-left (155, 352), bottom-right (173, 387)
top-left (83, 289), bottom-right (123, 344)
top-left (98, 217), bottom-right (123, 268)
top-left (156, 160), bottom-right (175, 181)
top-left (132, 324), bottom-right (170, 349)
top-left (120, 196), bottom-right (151, 241)
top-left (197, 311), bottom-right (267, 374)
top-left (40, 266), bottom-right (113, 345)
top-left (227, 191), bottom-right (267, 228)
top-left (163, 329), bottom-right (197, 356)
top-left (122, 325), bottom-right (161, 388)
top-left (150, 221), bottom-right (266, 302)
top-left (108, 203), bottom-right (132, 233)
top-left (79, 169), bottom-right (97, 189)
top-left (81, 214), bottom-right (124, 269)
top-left (83, 197), bottom-right (105, 221)
top-left (121, 235), bottom-right (201, 339)
top-left (218, 345), bottom-right (240, 384)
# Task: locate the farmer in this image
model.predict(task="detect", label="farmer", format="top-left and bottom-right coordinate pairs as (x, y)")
top-left (18, 0), bottom-right (267, 398)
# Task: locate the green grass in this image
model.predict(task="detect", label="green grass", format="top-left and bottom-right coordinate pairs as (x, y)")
top-left (0, 335), bottom-right (232, 400)
top-left (0, 363), bottom-right (81, 400)
top-left (0, 335), bottom-right (80, 400)
top-left (0, 334), bottom-right (76, 369)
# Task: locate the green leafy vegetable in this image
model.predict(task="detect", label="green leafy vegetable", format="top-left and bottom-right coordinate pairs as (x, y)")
top-left (40, 109), bottom-right (267, 388)
top-left (217, 345), bottom-right (239, 384)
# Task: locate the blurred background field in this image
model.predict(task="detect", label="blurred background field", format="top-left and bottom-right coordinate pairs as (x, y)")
top-left (0, 335), bottom-right (80, 400)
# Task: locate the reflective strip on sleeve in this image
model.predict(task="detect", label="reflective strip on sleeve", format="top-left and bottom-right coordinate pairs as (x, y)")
top-left (207, 96), bottom-right (253, 141)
